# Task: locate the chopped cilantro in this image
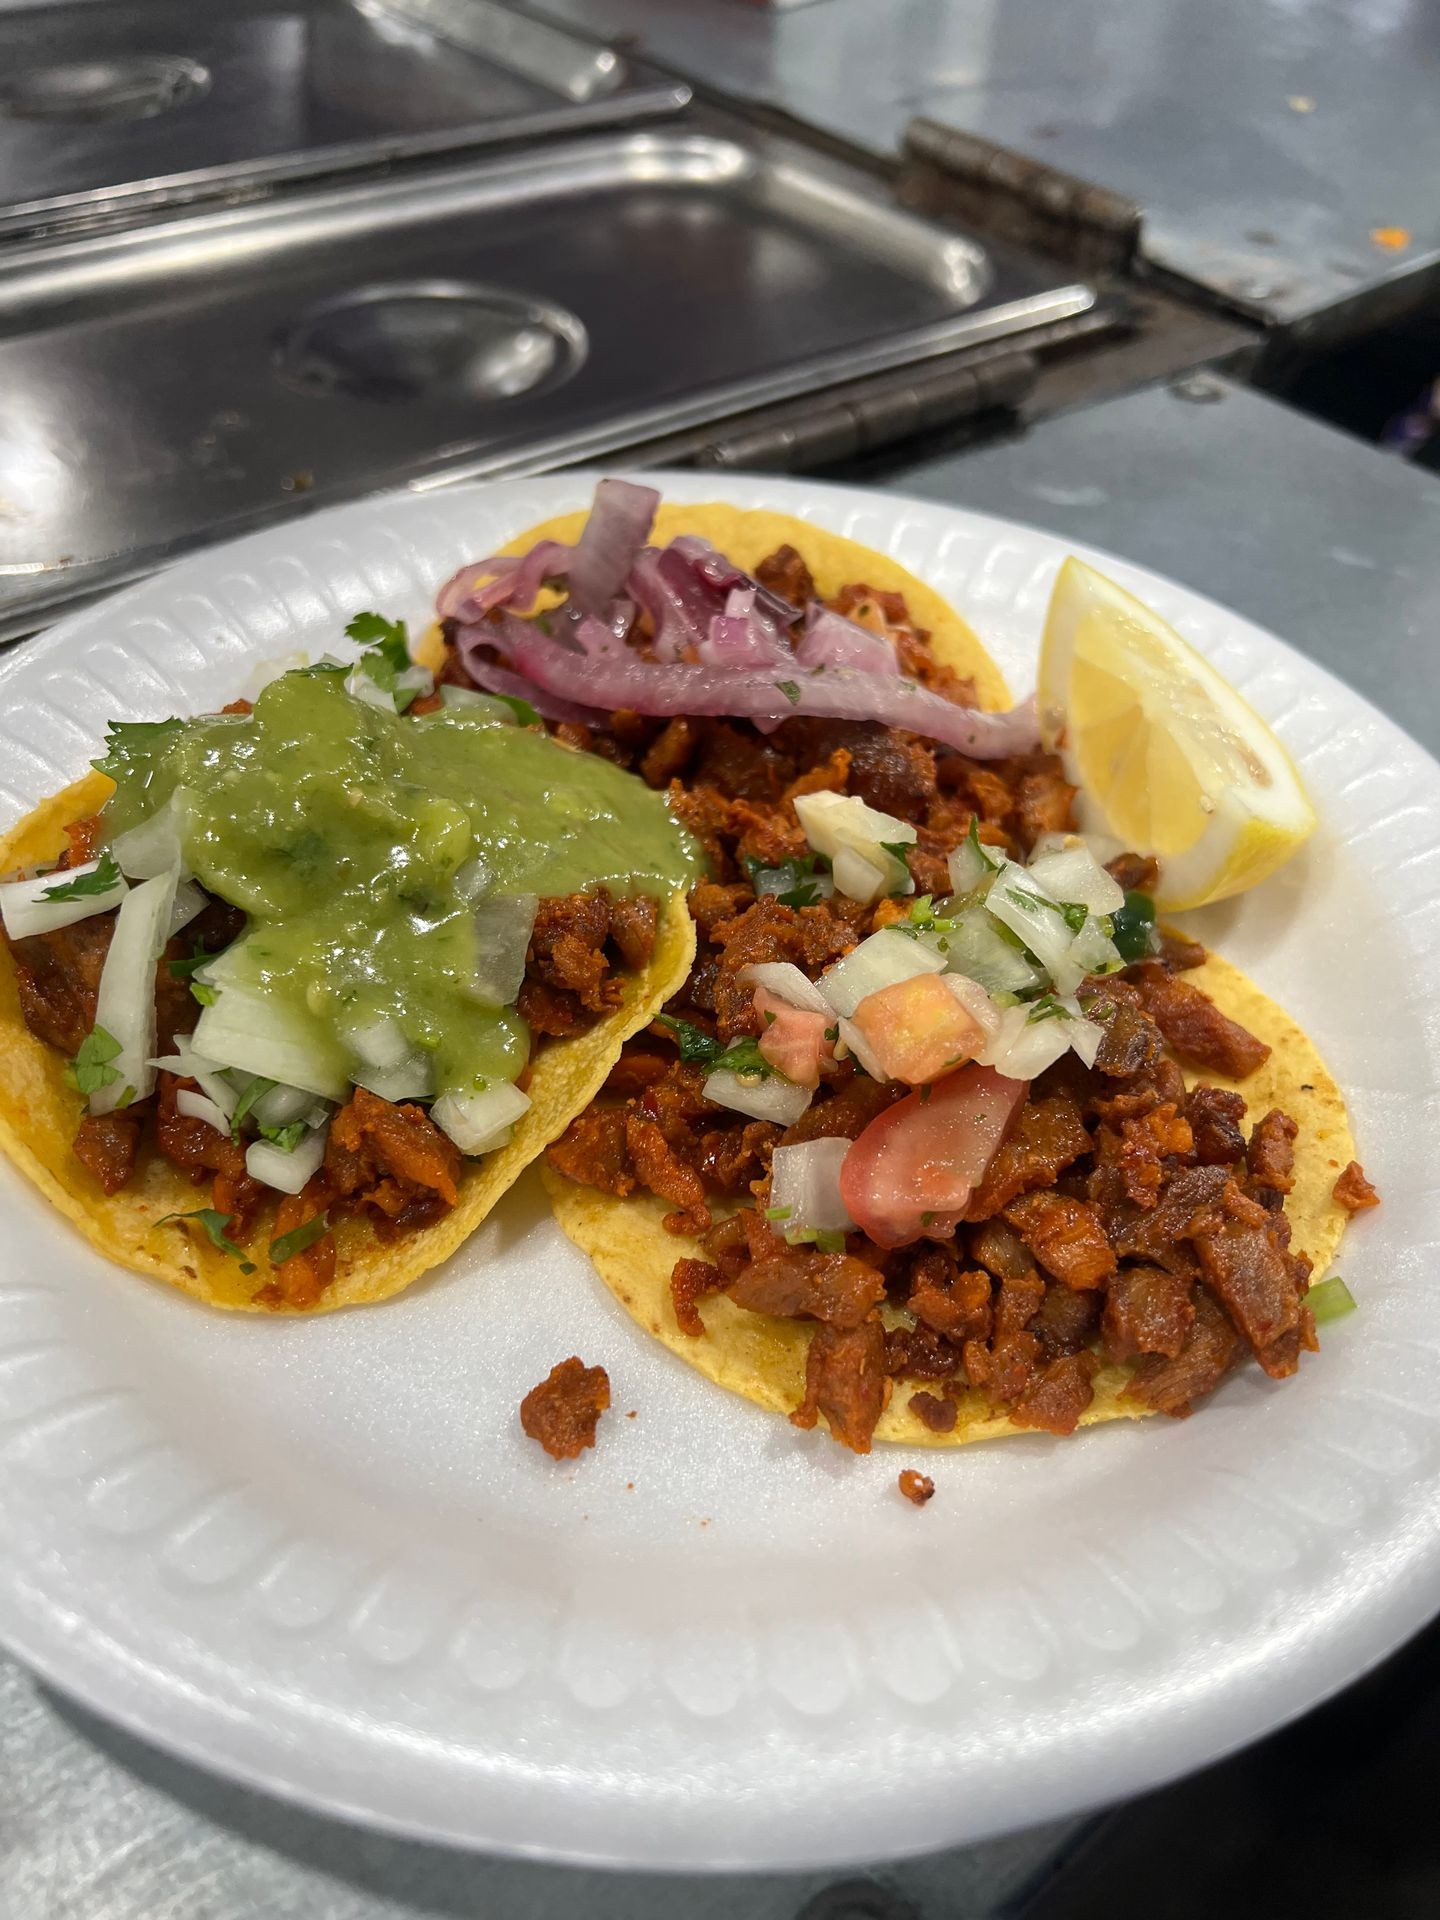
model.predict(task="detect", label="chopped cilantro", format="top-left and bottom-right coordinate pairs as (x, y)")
top-left (67, 1026), bottom-right (122, 1095)
top-left (157, 1208), bottom-right (255, 1274)
top-left (41, 850), bottom-right (122, 902)
top-left (494, 692), bottom-right (540, 728)
top-left (784, 1226), bottom-right (847, 1253)
top-left (656, 1015), bottom-right (775, 1079)
top-left (880, 840), bottom-right (912, 868)
top-left (91, 716), bottom-right (182, 787)
top-left (765, 1204), bottom-right (793, 1223)
top-left (168, 945), bottom-right (216, 980)
top-left (1060, 900), bottom-right (1089, 934)
top-left (229, 1077), bottom-right (277, 1142)
top-left (921, 1210), bottom-right (935, 1227)
top-left (258, 1120), bottom-right (308, 1152)
top-left (775, 679), bottom-right (801, 706)
top-left (744, 851), bottom-right (831, 908)
top-left (903, 894), bottom-right (963, 937)
top-left (191, 982), bottom-right (218, 1006)
top-left (1026, 994), bottom-right (1072, 1024)
top-left (345, 611), bottom-right (423, 711)
top-left (919, 1083), bottom-right (933, 1104)
top-left (965, 816), bottom-right (1004, 872)
top-left (269, 1213), bottom-right (330, 1265)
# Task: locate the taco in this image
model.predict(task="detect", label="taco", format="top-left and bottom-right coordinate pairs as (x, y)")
top-left (0, 620), bottom-right (697, 1313)
top-left (428, 479), bottom-right (1374, 1449)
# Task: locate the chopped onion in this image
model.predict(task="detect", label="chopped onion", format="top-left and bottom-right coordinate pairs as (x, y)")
top-left (944, 971), bottom-right (1002, 1037)
top-left (1027, 842), bottom-right (1125, 915)
top-left (250, 1081), bottom-right (324, 1130)
top-left (193, 979), bottom-right (351, 1101)
top-left (794, 605), bottom-right (898, 677)
top-left (933, 904), bottom-right (1046, 997)
top-left (89, 867), bottom-right (180, 1116)
top-left (947, 832), bottom-right (1003, 895)
top-left (703, 1068), bottom-right (812, 1125)
top-left (832, 845), bottom-right (900, 906)
top-left (737, 961), bottom-right (833, 1015)
top-left (769, 1139), bottom-right (855, 1236)
top-left (394, 664), bottom-right (435, 702)
top-left (246, 1125), bottom-right (328, 1195)
top-left (1066, 1010), bottom-right (1105, 1069)
top-left (431, 1081), bottom-right (531, 1155)
top-left (168, 879), bottom-right (207, 938)
top-left (835, 1015), bottom-right (887, 1082)
top-left (112, 796), bottom-right (188, 880)
top-left (176, 1087), bottom-right (231, 1136)
top-left (435, 539), bottom-right (573, 624)
top-left (344, 666), bottom-right (399, 712)
top-left (438, 685), bottom-right (515, 721)
top-left (794, 790), bottom-right (915, 859)
top-left (343, 1018), bottom-right (434, 1101)
top-left (243, 650), bottom-right (310, 699)
top-left (455, 623), bottom-right (606, 725)
top-left (1067, 912), bottom-right (1123, 982)
top-left (985, 863), bottom-right (1078, 984)
top-left (818, 927), bottom-right (945, 1019)
top-left (470, 892), bottom-right (538, 1008)
top-left (151, 1036), bottom-right (239, 1117)
top-left (976, 1003), bottom-right (1074, 1081)
top-left (0, 857), bottom-right (129, 940)
top-left (570, 478), bottom-right (660, 615)
top-left (700, 586), bottom-right (793, 672)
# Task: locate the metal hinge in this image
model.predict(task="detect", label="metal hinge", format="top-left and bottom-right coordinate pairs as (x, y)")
top-left (898, 118), bottom-right (1141, 277)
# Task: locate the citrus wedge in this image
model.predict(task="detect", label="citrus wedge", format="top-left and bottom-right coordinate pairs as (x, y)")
top-left (1038, 558), bottom-right (1316, 911)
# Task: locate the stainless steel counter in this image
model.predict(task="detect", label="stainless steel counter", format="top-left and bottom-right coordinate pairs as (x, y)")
top-left (539, 0), bottom-right (1440, 331)
top-left (6, 375), bottom-right (1440, 1917)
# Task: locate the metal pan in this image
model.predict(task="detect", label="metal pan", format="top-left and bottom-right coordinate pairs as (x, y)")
top-left (0, 104), bottom-right (1092, 636)
top-left (0, 0), bottom-right (689, 239)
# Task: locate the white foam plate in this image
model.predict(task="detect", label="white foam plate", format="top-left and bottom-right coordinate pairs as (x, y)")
top-left (0, 474), bottom-right (1434, 1870)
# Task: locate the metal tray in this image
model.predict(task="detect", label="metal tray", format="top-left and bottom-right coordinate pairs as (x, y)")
top-left (0, 106), bottom-right (1092, 636)
top-left (0, 0), bottom-right (689, 239)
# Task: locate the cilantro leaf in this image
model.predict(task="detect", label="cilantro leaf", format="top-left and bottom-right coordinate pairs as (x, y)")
top-left (656, 1015), bottom-right (775, 1079)
top-left (494, 692), bottom-right (540, 728)
top-left (230, 1077), bottom-right (277, 1142)
top-left (744, 851), bottom-right (831, 908)
top-left (344, 611), bottom-right (410, 672)
top-left (191, 982), bottom-right (218, 1007)
top-left (91, 717), bottom-right (183, 788)
top-left (67, 1026), bottom-right (122, 1095)
top-left (1060, 900), bottom-right (1090, 934)
top-left (167, 946), bottom-right (215, 980)
top-left (257, 1120), bottom-right (307, 1152)
top-left (157, 1208), bottom-right (256, 1274)
top-left (1025, 994), bottom-right (1073, 1024)
top-left (775, 679), bottom-right (801, 707)
top-left (41, 850), bottom-right (122, 902)
top-left (269, 1213), bottom-right (330, 1265)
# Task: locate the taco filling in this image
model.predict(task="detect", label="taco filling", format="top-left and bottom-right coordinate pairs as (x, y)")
top-left (0, 619), bottom-right (698, 1311)
top-left (425, 480), bottom-right (1372, 1451)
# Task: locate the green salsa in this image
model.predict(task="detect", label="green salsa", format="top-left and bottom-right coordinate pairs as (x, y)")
top-left (97, 668), bottom-right (699, 1099)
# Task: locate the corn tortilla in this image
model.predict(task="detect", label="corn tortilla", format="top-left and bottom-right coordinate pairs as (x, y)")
top-left (0, 771), bottom-right (696, 1313)
top-left (543, 952), bottom-right (1355, 1446)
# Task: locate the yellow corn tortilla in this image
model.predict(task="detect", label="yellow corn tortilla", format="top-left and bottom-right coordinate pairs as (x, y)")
top-left (0, 771), bottom-right (696, 1314)
top-left (453, 499), bottom-right (1012, 712)
top-left (543, 951), bottom-right (1355, 1446)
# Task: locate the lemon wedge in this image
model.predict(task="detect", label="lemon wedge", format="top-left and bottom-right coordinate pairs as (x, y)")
top-left (1038, 558), bottom-right (1316, 911)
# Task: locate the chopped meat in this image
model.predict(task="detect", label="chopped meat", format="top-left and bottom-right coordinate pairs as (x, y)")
top-left (727, 1250), bottom-right (886, 1330)
top-left (1194, 1213), bottom-right (1301, 1353)
top-left (61, 814), bottom-right (106, 866)
top-left (670, 1257), bottom-right (724, 1337)
top-left (754, 543), bottom-right (816, 607)
top-left (1011, 1352), bottom-right (1098, 1436)
top-left (609, 894), bottom-right (659, 971)
top-left (840, 727), bottom-right (937, 819)
top-left (708, 895), bottom-right (854, 1040)
top-left (1015, 764), bottom-right (1077, 847)
top-left (968, 1218), bottom-right (1037, 1283)
top-left (515, 977), bottom-right (592, 1037)
top-left (964, 1328), bottom-right (1041, 1402)
top-left (1114, 1101), bottom-right (1195, 1209)
top-left (546, 1108), bottom-right (634, 1196)
top-left (72, 1112), bottom-right (140, 1195)
top-left (527, 891), bottom-right (621, 1015)
top-left (779, 1073), bottom-right (901, 1146)
top-left (1086, 985), bottom-right (1165, 1080)
top-left (1334, 1159), bottom-right (1379, 1211)
top-left (886, 1320), bottom-right (966, 1382)
top-left (324, 1086), bottom-right (461, 1223)
top-left (907, 1251), bottom-right (993, 1341)
top-left (1114, 1163), bottom-right (1232, 1261)
top-left (695, 1119), bottom-right (778, 1194)
top-left (265, 1187), bottom-right (335, 1309)
top-left (908, 1390), bottom-right (957, 1433)
top-left (154, 1074), bottom-right (265, 1226)
top-left (1032, 1283), bottom-right (1101, 1356)
top-left (624, 1111), bottom-right (709, 1233)
top-left (7, 914), bottom-right (112, 1055)
top-left (1130, 962), bottom-right (1270, 1078)
top-left (520, 1357), bottom-right (611, 1460)
top-left (994, 1268), bottom-right (1046, 1336)
top-left (790, 1319), bottom-right (889, 1453)
top-left (1247, 1109), bottom-right (1297, 1193)
top-left (687, 880), bottom-right (755, 939)
top-left (1004, 1193), bottom-right (1117, 1289)
top-left (640, 717), bottom-right (698, 787)
top-left (1105, 852), bottom-right (1160, 893)
top-left (1154, 929), bottom-right (1207, 971)
top-left (1187, 1085), bottom-right (1248, 1166)
top-left (1103, 1265), bottom-right (1195, 1362)
top-left (695, 724), bottom-right (791, 804)
top-left (604, 1051), bottom-right (670, 1097)
top-left (965, 1091), bottom-right (1089, 1219)
top-left (1126, 1287), bottom-right (1239, 1416)
top-left (898, 1468), bottom-right (935, 1507)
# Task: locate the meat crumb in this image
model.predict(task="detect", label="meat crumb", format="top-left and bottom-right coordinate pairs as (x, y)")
top-left (898, 1469), bottom-right (935, 1507)
top-left (519, 1357), bottom-right (611, 1460)
top-left (1333, 1160), bottom-right (1379, 1212)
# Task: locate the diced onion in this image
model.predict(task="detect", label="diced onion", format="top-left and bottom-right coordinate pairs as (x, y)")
top-left (702, 1068), bottom-right (812, 1125)
top-left (818, 927), bottom-right (945, 1020)
top-left (111, 797), bottom-right (188, 881)
top-left (151, 1036), bottom-right (240, 1118)
top-left (835, 1016), bottom-right (887, 1083)
top-left (1067, 912), bottom-right (1123, 983)
top-left (344, 667), bottom-right (399, 711)
top-left (471, 893), bottom-right (538, 1007)
top-left (439, 685), bottom-right (514, 720)
top-left (250, 1082), bottom-right (322, 1130)
top-left (931, 905), bottom-right (1047, 997)
top-left (976, 1004), bottom-right (1074, 1081)
top-left (193, 977), bottom-right (351, 1101)
top-left (1067, 1010), bottom-right (1105, 1069)
top-left (246, 1125), bottom-right (328, 1195)
top-left (89, 867), bottom-right (180, 1116)
top-left (176, 1088), bottom-right (231, 1136)
top-left (243, 650), bottom-right (309, 699)
top-left (769, 1138), bottom-right (855, 1235)
top-left (343, 1017), bottom-right (435, 1102)
top-left (0, 858), bottom-right (128, 940)
top-left (395, 665), bottom-right (435, 701)
top-left (944, 971), bottom-right (1002, 1036)
top-left (947, 833), bottom-right (1001, 895)
top-left (832, 845), bottom-right (902, 905)
top-left (431, 1082), bottom-right (531, 1155)
top-left (168, 879), bottom-right (207, 938)
top-left (985, 863), bottom-right (1078, 985)
top-left (1027, 842), bottom-right (1124, 915)
top-left (738, 961), bottom-right (833, 1016)
top-left (794, 791), bottom-right (914, 903)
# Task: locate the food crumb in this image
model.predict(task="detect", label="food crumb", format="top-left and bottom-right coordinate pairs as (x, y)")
top-left (626, 1409), bottom-right (637, 1419)
top-left (519, 1357), bottom-right (611, 1460)
top-left (626, 1481), bottom-right (634, 1491)
top-left (899, 1469), bottom-right (935, 1508)
top-left (1333, 1159), bottom-right (1380, 1212)
top-left (1370, 226), bottom-right (1411, 251)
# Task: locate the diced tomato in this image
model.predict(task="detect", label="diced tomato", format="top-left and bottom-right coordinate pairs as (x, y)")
top-left (755, 987), bottom-right (833, 1090)
top-left (839, 1065), bottom-right (1026, 1249)
top-left (847, 973), bottom-right (988, 1086)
